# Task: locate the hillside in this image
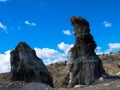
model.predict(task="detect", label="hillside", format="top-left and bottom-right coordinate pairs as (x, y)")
top-left (0, 51), bottom-right (120, 90)
top-left (47, 51), bottom-right (120, 88)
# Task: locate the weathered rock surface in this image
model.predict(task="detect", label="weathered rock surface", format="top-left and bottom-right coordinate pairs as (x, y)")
top-left (10, 42), bottom-right (54, 87)
top-left (66, 16), bottom-right (106, 87)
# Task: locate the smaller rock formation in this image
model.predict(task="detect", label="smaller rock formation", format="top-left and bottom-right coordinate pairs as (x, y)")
top-left (10, 42), bottom-right (54, 87)
top-left (67, 16), bottom-right (106, 87)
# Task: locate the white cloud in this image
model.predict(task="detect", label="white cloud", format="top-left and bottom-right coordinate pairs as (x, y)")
top-left (25, 21), bottom-right (36, 26)
top-left (103, 21), bottom-right (112, 28)
top-left (96, 46), bottom-right (101, 50)
top-left (0, 50), bottom-right (11, 73)
top-left (58, 42), bottom-right (73, 54)
top-left (34, 47), bottom-right (66, 65)
top-left (0, 47), bottom-right (65, 73)
top-left (0, 22), bottom-right (8, 33)
top-left (34, 48), bottom-right (59, 58)
top-left (1, 42), bottom-right (120, 73)
top-left (0, 42), bottom-right (72, 73)
top-left (104, 43), bottom-right (120, 54)
top-left (63, 29), bottom-right (72, 36)
top-left (96, 43), bottom-right (120, 54)
top-left (34, 42), bottom-right (73, 65)
top-left (95, 46), bottom-right (103, 55)
top-left (108, 43), bottom-right (120, 49)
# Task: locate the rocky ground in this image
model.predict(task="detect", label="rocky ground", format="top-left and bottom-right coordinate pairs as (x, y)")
top-left (0, 51), bottom-right (120, 90)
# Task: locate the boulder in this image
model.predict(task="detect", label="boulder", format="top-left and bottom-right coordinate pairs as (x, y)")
top-left (67, 16), bottom-right (106, 87)
top-left (10, 42), bottom-right (54, 87)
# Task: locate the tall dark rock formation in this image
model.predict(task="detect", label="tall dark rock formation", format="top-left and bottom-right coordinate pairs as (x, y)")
top-left (67, 16), bottom-right (106, 87)
top-left (10, 42), bottom-right (54, 87)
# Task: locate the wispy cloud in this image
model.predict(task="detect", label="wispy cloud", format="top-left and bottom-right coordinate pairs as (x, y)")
top-left (103, 21), bottom-right (112, 28)
top-left (63, 29), bottom-right (72, 36)
top-left (0, 0), bottom-right (9, 2)
top-left (0, 22), bottom-right (8, 33)
top-left (25, 21), bottom-right (36, 26)
top-left (96, 43), bottom-right (120, 54)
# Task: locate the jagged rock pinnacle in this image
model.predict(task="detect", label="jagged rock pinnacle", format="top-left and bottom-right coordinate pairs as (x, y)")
top-left (67, 16), bottom-right (106, 87)
top-left (10, 42), bottom-right (54, 87)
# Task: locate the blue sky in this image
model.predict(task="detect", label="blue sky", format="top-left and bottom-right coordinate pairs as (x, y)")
top-left (0, 0), bottom-right (120, 73)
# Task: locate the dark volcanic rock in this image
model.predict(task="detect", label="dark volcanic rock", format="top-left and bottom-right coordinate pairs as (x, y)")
top-left (10, 42), bottom-right (54, 87)
top-left (67, 16), bottom-right (106, 87)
